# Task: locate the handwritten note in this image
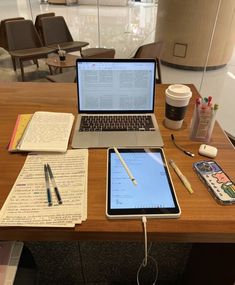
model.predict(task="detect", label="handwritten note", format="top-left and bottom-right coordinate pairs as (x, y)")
top-left (0, 150), bottom-right (88, 227)
top-left (17, 111), bottom-right (74, 152)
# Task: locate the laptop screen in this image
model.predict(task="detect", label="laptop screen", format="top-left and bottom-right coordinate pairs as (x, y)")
top-left (76, 59), bottom-right (156, 113)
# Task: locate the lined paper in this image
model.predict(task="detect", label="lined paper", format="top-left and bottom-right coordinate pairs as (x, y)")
top-left (0, 150), bottom-right (88, 227)
top-left (17, 112), bottom-right (74, 152)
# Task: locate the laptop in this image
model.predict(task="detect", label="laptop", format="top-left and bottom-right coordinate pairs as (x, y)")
top-left (71, 58), bottom-right (163, 148)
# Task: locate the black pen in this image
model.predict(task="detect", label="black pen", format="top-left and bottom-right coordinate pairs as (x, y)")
top-left (47, 164), bottom-right (63, 204)
top-left (44, 164), bottom-right (52, 206)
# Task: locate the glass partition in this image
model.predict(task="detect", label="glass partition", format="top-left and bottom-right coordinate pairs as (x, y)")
top-left (155, 0), bottom-right (235, 141)
top-left (94, 0), bottom-right (157, 57)
top-left (0, 0), bottom-right (32, 20)
top-left (198, 0), bottom-right (235, 142)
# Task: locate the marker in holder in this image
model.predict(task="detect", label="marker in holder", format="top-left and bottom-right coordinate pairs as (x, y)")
top-left (189, 97), bottom-right (218, 143)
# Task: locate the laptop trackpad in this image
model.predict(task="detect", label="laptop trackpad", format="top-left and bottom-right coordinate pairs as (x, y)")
top-left (136, 132), bottom-right (163, 146)
top-left (99, 132), bottom-right (137, 147)
top-left (76, 133), bottom-right (100, 148)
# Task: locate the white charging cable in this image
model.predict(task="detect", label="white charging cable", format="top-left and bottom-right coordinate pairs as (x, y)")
top-left (137, 216), bottom-right (159, 285)
top-left (142, 216), bottom-right (148, 267)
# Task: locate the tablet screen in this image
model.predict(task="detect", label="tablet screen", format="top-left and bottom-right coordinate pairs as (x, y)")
top-left (106, 148), bottom-right (181, 218)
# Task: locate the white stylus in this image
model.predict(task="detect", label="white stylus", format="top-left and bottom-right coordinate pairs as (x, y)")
top-left (113, 147), bottom-right (138, 186)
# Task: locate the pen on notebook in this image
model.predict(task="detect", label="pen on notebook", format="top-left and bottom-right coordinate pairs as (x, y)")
top-left (47, 164), bottom-right (63, 204)
top-left (113, 147), bottom-right (137, 186)
top-left (44, 164), bottom-right (52, 206)
top-left (169, 159), bottom-right (194, 194)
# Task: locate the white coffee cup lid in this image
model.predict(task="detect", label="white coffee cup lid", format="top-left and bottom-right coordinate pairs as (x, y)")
top-left (167, 84), bottom-right (192, 98)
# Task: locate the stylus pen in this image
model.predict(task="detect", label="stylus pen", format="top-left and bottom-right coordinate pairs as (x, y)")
top-left (169, 159), bottom-right (194, 194)
top-left (113, 147), bottom-right (138, 186)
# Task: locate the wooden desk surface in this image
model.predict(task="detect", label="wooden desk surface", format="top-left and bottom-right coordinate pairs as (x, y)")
top-left (0, 83), bottom-right (235, 242)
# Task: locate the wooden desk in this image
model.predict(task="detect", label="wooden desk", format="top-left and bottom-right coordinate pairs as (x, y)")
top-left (0, 83), bottom-right (235, 242)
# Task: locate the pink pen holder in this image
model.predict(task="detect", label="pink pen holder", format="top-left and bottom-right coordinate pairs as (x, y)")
top-left (189, 102), bottom-right (218, 143)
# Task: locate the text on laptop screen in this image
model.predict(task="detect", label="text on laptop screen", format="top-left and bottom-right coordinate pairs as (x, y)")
top-left (77, 60), bottom-right (156, 112)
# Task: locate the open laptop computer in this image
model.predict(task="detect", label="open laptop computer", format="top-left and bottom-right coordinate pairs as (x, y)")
top-left (71, 58), bottom-right (163, 148)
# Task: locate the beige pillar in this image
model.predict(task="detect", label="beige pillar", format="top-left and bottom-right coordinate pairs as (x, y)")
top-left (155, 0), bottom-right (235, 70)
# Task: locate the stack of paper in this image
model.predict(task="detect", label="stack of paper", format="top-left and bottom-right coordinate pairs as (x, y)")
top-left (0, 150), bottom-right (88, 227)
top-left (8, 111), bottom-right (74, 153)
top-left (8, 114), bottom-right (32, 152)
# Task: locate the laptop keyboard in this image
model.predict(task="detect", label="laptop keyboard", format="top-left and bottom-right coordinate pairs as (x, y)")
top-left (79, 115), bottom-right (155, 132)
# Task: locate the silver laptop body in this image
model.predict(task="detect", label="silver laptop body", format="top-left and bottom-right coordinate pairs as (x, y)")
top-left (72, 58), bottom-right (163, 148)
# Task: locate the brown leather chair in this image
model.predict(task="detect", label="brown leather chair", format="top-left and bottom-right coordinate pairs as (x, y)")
top-left (34, 13), bottom-right (55, 44)
top-left (0, 17), bottom-right (25, 50)
top-left (81, 47), bottom-right (115, 58)
top-left (5, 19), bottom-right (55, 81)
top-left (133, 42), bottom-right (163, 83)
top-left (46, 47), bottom-right (115, 83)
top-left (0, 17), bottom-right (25, 69)
top-left (41, 16), bottom-right (89, 53)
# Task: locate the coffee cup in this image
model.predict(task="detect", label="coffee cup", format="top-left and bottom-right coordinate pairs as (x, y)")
top-left (164, 84), bottom-right (192, 129)
top-left (58, 49), bottom-right (66, 61)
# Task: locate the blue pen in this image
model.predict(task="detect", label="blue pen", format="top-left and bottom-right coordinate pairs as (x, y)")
top-left (47, 164), bottom-right (63, 204)
top-left (44, 164), bottom-right (52, 206)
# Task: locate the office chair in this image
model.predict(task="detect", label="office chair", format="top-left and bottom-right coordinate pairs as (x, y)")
top-left (41, 16), bottom-right (89, 53)
top-left (5, 19), bottom-right (55, 81)
top-left (133, 42), bottom-right (163, 83)
top-left (46, 47), bottom-right (115, 83)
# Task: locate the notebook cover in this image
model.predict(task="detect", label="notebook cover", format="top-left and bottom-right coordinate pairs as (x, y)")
top-left (8, 114), bottom-right (32, 152)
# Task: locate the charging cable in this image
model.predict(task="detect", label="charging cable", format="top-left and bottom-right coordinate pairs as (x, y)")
top-left (142, 216), bottom-right (148, 266)
top-left (171, 134), bottom-right (195, 157)
top-left (137, 216), bottom-right (158, 285)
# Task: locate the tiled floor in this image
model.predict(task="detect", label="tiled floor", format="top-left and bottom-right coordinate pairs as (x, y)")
top-left (0, 0), bottom-right (234, 139)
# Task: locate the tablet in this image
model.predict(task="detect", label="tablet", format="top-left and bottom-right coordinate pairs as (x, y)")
top-left (106, 148), bottom-right (181, 219)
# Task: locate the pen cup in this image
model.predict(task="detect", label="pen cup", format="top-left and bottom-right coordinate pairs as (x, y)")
top-left (189, 104), bottom-right (217, 143)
